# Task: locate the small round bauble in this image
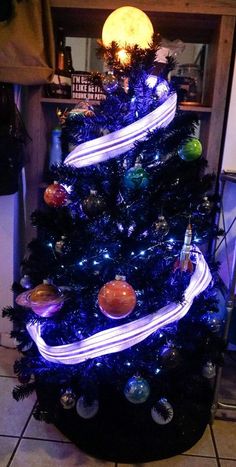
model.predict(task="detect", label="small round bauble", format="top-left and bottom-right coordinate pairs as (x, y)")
top-left (60, 389), bottom-right (76, 410)
top-left (16, 280), bottom-right (65, 317)
top-left (178, 138), bottom-right (202, 162)
top-left (153, 215), bottom-right (169, 237)
top-left (18, 373), bottom-right (31, 384)
top-left (124, 164), bottom-right (149, 191)
top-left (98, 275), bottom-right (136, 319)
top-left (55, 236), bottom-right (71, 256)
top-left (20, 274), bottom-right (33, 290)
top-left (200, 311), bottom-right (222, 333)
top-left (202, 361), bottom-right (216, 379)
top-left (44, 181), bottom-right (68, 208)
top-left (76, 396), bottom-right (99, 419)
top-left (146, 76), bottom-right (169, 99)
top-left (151, 398), bottom-right (174, 425)
top-left (156, 79), bottom-right (169, 99)
top-left (124, 375), bottom-right (150, 404)
top-left (20, 341), bottom-right (33, 353)
top-left (160, 345), bottom-right (181, 369)
top-left (198, 196), bottom-right (212, 215)
top-left (82, 190), bottom-right (106, 217)
top-left (102, 72), bottom-right (118, 93)
top-left (68, 102), bottom-right (95, 118)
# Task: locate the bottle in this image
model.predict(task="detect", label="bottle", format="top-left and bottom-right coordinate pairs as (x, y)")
top-left (49, 127), bottom-right (62, 168)
top-left (65, 46), bottom-right (74, 75)
top-left (176, 63), bottom-right (202, 104)
top-left (45, 27), bottom-right (71, 98)
top-left (57, 27), bottom-right (66, 66)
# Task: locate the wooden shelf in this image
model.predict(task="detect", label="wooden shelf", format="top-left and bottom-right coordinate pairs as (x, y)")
top-left (41, 97), bottom-right (99, 105)
top-left (41, 97), bottom-right (212, 114)
top-left (179, 104), bottom-right (212, 113)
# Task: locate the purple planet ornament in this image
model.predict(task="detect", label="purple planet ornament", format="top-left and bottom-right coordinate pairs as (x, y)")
top-left (16, 280), bottom-right (65, 318)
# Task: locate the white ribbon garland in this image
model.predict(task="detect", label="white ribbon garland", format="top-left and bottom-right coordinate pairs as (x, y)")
top-left (64, 93), bottom-right (177, 168)
top-left (27, 247), bottom-right (212, 365)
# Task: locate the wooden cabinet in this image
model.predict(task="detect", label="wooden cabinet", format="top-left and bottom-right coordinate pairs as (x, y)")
top-left (23, 0), bottom-right (236, 242)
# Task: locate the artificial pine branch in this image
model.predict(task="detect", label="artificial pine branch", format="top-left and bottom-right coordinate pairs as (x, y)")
top-left (12, 381), bottom-right (36, 401)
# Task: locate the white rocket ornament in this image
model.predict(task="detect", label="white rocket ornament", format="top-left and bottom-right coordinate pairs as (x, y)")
top-left (174, 222), bottom-right (193, 273)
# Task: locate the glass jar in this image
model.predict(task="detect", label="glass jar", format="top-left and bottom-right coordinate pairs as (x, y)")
top-left (174, 64), bottom-right (202, 104)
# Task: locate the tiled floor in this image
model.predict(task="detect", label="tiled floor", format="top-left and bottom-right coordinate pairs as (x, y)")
top-left (1, 346), bottom-right (236, 467)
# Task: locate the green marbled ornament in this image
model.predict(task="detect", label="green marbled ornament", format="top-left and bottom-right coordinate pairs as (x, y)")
top-left (178, 138), bottom-right (202, 161)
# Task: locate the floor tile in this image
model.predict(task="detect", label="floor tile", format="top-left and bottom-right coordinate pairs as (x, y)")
top-left (218, 352), bottom-right (236, 405)
top-left (0, 347), bottom-right (18, 377)
top-left (212, 420), bottom-right (236, 459)
top-left (0, 436), bottom-right (19, 467)
top-left (118, 455), bottom-right (218, 466)
top-left (220, 461), bottom-right (236, 466)
top-left (23, 415), bottom-right (69, 442)
top-left (0, 378), bottom-right (35, 436)
top-left (216, 351), bottom-right (236, 421)
top-left (183, 425), bottom-right (215, 457)
top-left (9, 438), bottom-right (114, 466)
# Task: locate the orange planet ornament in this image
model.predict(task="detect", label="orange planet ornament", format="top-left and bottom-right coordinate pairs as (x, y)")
top-left (44, 181), bottom-right (68, 207)
top-left (98, 275), bottom-right (136, 319)
top-left (16, 280), bottom-right (65, 317)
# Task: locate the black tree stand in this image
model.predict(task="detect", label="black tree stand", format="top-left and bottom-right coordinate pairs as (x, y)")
top-left (35, 374), bottom-right (213, 463)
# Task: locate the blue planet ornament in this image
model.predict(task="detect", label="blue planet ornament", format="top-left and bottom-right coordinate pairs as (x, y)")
top-left (124, 375), bottom-right (150, 404)
top-left (124, 163), bottom-right (149, 191)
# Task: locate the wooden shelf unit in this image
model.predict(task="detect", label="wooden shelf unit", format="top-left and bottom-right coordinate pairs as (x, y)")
top-left (23, 0), bottom-right (236, 242)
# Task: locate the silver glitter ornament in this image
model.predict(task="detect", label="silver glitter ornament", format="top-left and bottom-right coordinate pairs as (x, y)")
top-left (76, 396), bottom-right (99, 419)
top-left (153, 215), bottom-right (169, 237)
top-left (198, 197), bottom-right (211, 215)
top-left (20, 275), bottom-right (33, 290)
top-left (202, 361), bottom-right (216, 379)
top-left (102, 72), bottom-right (118, 93)
top-left (60, 389), bottom-right (76, 410)
top-left (151, 398), bottom-right (174, 425)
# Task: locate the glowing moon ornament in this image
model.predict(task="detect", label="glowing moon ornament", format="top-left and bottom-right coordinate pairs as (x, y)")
top-left (102, 6), bottom-right (154, 49)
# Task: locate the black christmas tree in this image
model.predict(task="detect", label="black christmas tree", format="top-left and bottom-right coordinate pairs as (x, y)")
top-left (3, 8), bottom-right (225, 463)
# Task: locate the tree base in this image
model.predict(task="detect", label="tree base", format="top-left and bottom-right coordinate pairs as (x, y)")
top-left (36, 380), bottom-right (213, 463)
